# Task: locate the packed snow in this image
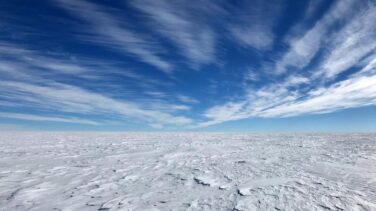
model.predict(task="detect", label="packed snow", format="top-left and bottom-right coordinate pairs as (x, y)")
top-left (0, 132), bottom-right (375, 210)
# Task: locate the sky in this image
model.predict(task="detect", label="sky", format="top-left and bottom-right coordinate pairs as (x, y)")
top-left (0, 0), bottom-right (376, 132)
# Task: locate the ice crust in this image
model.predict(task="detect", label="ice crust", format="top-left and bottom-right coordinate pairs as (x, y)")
top-left (0, 132), bottom-right (375, 210)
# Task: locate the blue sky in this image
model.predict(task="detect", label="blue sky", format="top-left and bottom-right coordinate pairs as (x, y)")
top-left (0, 0), bottom-right (375, 131)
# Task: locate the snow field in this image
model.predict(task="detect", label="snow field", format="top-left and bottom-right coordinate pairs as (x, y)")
top-left (0, 133), bottom-right (375, 210)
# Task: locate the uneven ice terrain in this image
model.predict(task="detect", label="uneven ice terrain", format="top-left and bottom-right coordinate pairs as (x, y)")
top-left (0, 133), bottom-right (375, 210)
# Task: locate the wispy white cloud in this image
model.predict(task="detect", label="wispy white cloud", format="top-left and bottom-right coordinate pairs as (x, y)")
top-left (0, 43), bottom-right (169, 93)
top-left (284, 75), bottom-right (309, 86)
top-left (359, 56), bottom-right (376, 75)
top-left (0, 44), bottom-right (88, 76)
top-left (54, 0), bottom-right (173, 73)
top-left (318, 4), bottom-right (376, 78)
top-left (0, 112), bottom-right (100, 125)
top-left (244, 70), bottom-right (259, 82)
top-left (199, 12), bottom-right (376, 131)
top-left (275, 0), bottom-right (357, 74)
top-left (229, 0), bottom-right (285, 50)
top-left (198, 102), bottom-right (246, 127)
top-left (263, 75), bottom-right (376, 117)
top-left (0, 42), bottom-right (193, 128)
top-left (283, 0), bottom-right (326, 43)
top-left (130, 0), bottom-right (221, 68)
top-left (230, 26), bottom-right (274, 51)
top-left (2, 0), bottom-right (376, 130)
top-left (193, 0), bottom-right (376, 128)
top-left (177, 95), bottom-right (199, 104)
top-left (0, 80), bottom-right (193, 128)
top-left (198, 71), bottom-right (376, 127)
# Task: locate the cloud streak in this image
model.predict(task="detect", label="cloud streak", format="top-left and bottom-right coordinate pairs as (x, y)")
top-left (130, 0), bottom-right (222, 68)
top-left (319, 3), bottom-right (376, 78)
top-left (0, 80), bottom-right (193, 128)
top-left (0, 43), bottom-right (193, 129)
top-left (199, 0), bottom-right (376, 127)
top-left (1, 0), bottom-right (375, 130)
top-left (275, 0), bottom-right (357, 74)
top-left (0, 112), bottom-right (100, 125)
top-left (55, 0), bottom-right (173, 73)
top-left (229, 0), bottom-right (285, 50)
top-left (199, 71), bottom-right (376, 127)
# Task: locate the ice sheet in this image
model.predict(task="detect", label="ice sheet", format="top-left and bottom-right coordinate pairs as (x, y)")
top-left (0, 132), bottom-right (375, 210)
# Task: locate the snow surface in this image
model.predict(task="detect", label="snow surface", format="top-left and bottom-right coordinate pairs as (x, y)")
top-left (0, 132), bottom-right (375, 210)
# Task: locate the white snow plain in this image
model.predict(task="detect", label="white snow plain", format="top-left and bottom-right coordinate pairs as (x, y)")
top-left (0, 132), bottom-right (375, 211)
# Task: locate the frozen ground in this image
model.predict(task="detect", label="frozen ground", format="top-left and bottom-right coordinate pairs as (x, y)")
top-left (0, 133), bottom-right (375, 211)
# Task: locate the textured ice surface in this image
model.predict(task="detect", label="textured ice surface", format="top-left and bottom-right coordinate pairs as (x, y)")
top-left (0, 132), bottom-right (375, 210)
